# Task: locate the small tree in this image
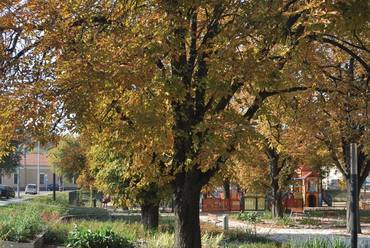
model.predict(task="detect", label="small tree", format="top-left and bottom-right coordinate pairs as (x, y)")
top-left (88, 145), bottom-right (170, 230)
top-left (48, 136), bottom-right (87, 182)
top-left (0, 141), bottom-right (22, 177)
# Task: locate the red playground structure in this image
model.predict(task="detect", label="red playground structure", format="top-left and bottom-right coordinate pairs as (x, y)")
top-left (201, 166), bottom-right (332, 213)
top-left (202, 190), bottom-right (242, 212)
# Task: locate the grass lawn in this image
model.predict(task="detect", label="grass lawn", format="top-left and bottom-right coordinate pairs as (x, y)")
top-left (0, 192), bottom-right (108, 242)
top-left (0, 195), bottom-right (351, 247)
top-left (0, 193), bottom-right (281, 247)
top-left (305, 209), bottom-right (370, 222)
top-left (44, 217), bottom-right (282, 247)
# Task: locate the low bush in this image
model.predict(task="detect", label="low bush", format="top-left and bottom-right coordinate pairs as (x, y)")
top-left (44, 221), bottom-right (73, 245)
top-left (66, 225), bottom-right (134, 248)
top-left (276, 216), bottom-right (294, 226)
top-left (222, 229), bottom-right (276, 245)
top-left (0, 205), bottom-right (44, 242)
top-left (299, 218), bottom-right (321, 226)
top-left (289, 238), bottom-right (348, 248)
top-left (261, 211), bottom-right (272, 220)
top-left (237, 212), bottom-right (263, 224)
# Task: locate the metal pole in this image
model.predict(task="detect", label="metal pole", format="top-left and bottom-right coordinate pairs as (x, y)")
top-left (24, 148), bottom-right (27, 189)
top-left (17, 166), bottom-right (20, 198)
top-left (350, 143), bottom-right (358, 248)
top-left (37, 141), bottom-right (40, 194)
top-left (53, 172), bottom-right (56, 201)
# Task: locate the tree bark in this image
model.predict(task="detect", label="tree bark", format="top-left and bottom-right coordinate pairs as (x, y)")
top-left (271, 185), bottom-right (284, 218)
top-left (267, 146), bottom-right (284, 218)
top-left (174, 182), bottom-right (202, 248)
top-left (223, 179), bottom-right (230, 199)
top-left (141, 203), bottom-right (159, 230)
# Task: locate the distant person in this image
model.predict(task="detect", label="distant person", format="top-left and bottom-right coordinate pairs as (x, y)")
top-left (102, 194), bottom-right (111, 209)
top-left (96, 191), bottom-right (103, 204)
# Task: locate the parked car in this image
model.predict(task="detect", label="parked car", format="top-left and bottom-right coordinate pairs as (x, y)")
top-left (47, 183), bottom-right (59, 191)
top-left (0, 185), bottom-right (15, 199)
top-left (25, 184), bottom-right (37, 194)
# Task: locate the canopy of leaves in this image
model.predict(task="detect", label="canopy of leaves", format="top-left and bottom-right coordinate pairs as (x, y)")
top-left (48, 136), bottom-right (87, 180)
top-left (0, 141), bottom-right (21, 176)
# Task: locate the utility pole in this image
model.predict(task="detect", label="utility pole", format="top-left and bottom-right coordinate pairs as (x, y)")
top-left (350, 143), bottom-right (358, 248)
top-left (53, 170), bottom-right (56, 201)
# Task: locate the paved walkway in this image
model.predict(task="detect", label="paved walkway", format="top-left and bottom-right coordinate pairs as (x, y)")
top-left (199, 214), bottom-right (370, 246)
top-left (0, 191), bottom-right (54, 206)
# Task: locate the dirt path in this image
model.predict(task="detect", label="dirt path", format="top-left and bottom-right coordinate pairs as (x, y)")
top-left (199, 214), bottom-right (370, 246)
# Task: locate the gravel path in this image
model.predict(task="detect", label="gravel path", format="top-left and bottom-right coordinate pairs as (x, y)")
top-left (199, 215), bottom-right (370, 247)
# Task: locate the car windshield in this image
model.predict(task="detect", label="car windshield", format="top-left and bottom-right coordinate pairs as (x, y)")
top-left (27, 185), bottom-right (36, 189)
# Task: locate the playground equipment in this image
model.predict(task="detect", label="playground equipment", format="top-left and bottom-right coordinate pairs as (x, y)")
top-left (285, 165), bottom-right (333, 212)
top-left (202, 165), bottom-right (334, 213)
top-left (202, 190), bottom-right (242, 212)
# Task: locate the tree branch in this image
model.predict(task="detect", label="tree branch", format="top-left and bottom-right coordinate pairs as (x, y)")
top-left (309, 33), bottom-right (370, 75)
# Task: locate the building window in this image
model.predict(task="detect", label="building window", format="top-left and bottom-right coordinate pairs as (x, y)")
top-left (0, 176), bottom-right (2, 184)
top-left (40, 174), bottom-right (45, 185)
top-left (14, 174), bottom-right (18, 184)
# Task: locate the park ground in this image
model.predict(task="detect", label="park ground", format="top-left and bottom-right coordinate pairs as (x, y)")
top-left (1, 191), bottom-right (368, 247)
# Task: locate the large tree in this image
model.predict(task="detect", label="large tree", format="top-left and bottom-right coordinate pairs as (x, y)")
top-left (295, 59), bottom-right (369, 233)
top-left (43, 2), bottom-right (315, 247)
top-left (2, 1), bottom-right (366, 247)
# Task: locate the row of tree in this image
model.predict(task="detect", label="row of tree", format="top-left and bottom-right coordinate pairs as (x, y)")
top-left (0, 1), bottom-right (369, 247)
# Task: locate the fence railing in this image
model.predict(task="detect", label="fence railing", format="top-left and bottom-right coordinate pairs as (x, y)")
top-left (202, 196), bottom-right (266, 212)
top-left (244, 196), bottom-right (266, 211)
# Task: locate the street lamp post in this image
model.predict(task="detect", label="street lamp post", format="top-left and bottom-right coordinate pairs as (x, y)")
top-left (53, 171), bottom-right (56, 201)
top-left (350, 143), bottom-right (358, 248)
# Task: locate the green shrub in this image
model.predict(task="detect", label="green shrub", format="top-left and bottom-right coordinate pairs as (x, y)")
top-left (331, 238), bottom-right (348, 248)
top-left (222, 229), bottom-right (274, 244)
top-left (237, 212), bottom-right (262, 223)
top-left (66, 225), bottom-right (133, 248)
top-left (261, 211), bottom-right (272, 220)
top-left (145, 232), bottom-right (174, 248)
top-left (0, 206), bottom-right (44, 242)
top-left (44, 221), bottom-right (73, 245)
top-left (289, 238), bottom-right (348, 248)
top-left (302, 238), bottom-right (330, 248)
top-left (299, 218), bottom-right (321, 226)
top-left (276, 216), bottom-right (293, 226)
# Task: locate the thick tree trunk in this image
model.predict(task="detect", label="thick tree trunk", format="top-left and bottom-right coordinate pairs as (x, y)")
top-left (268, 147), bottom-right (283, 218)
top-left (223, 179), bottom-right (230, 199)
top-left (238, 187), bottom-right (245, 212)
top-left (346, 178), bottom-right (361, 233)
top-left (141, 203), bottom-right (159, 230)
top-left (174, 183), bottom-right (202, 248)
top-left (271, 186), bottom-right (283, 218)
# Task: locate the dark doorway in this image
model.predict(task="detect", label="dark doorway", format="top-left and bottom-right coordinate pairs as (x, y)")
top-left (308, 194), bottom-right (316, 207)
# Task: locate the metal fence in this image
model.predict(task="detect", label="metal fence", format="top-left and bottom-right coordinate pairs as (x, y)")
top-left (244, 196), bottom-right (266, 211)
